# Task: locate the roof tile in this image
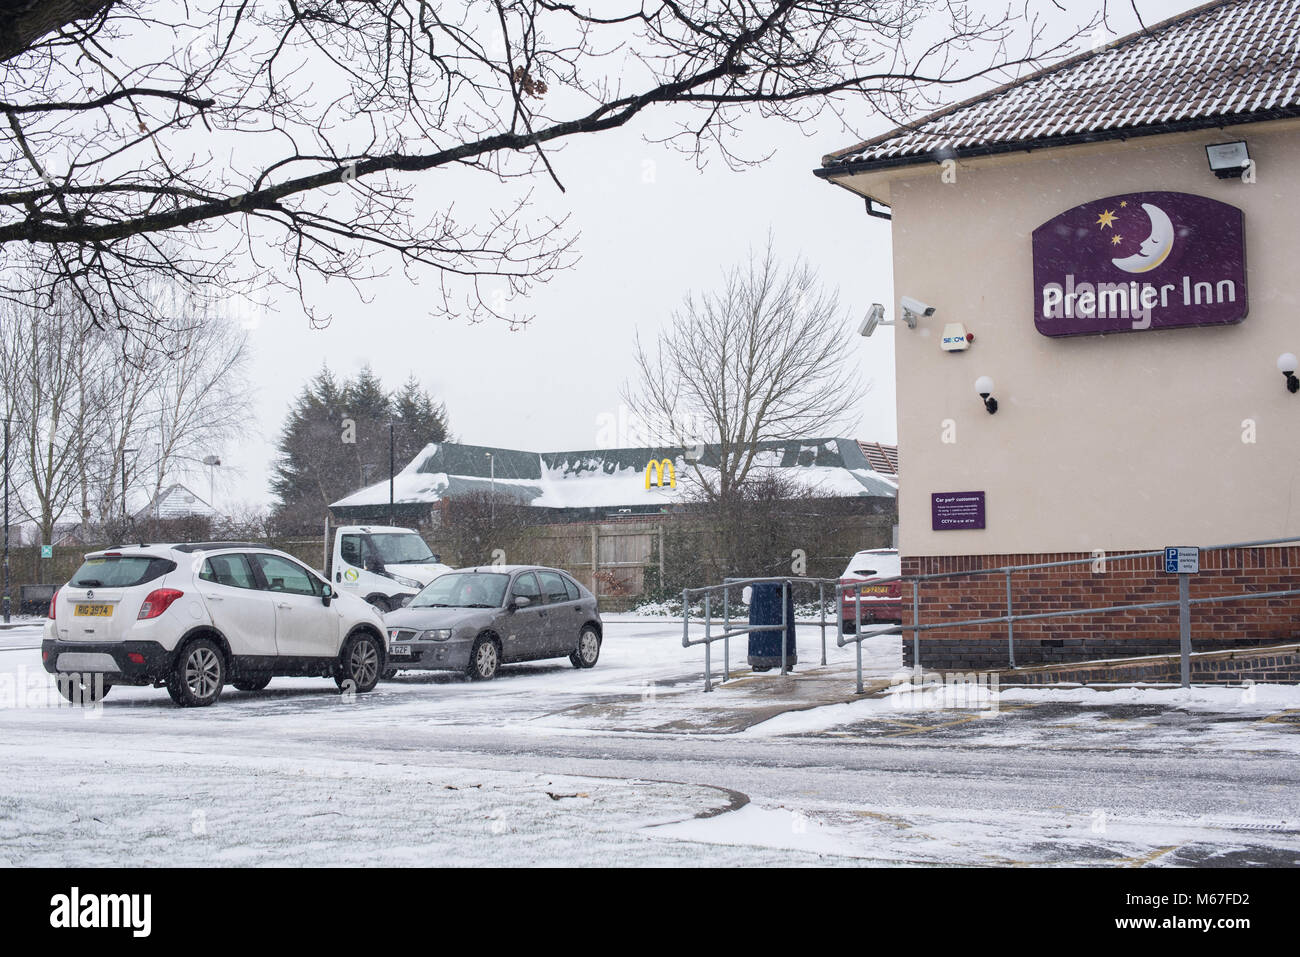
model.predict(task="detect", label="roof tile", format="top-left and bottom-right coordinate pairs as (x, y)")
top-left (822, 0), bottom-right (1300, 173)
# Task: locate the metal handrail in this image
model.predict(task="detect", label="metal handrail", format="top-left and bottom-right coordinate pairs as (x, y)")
top-left (681, 577), bottom-right (840, 691)
top-left (835, 534), bottom-right (1300, 692)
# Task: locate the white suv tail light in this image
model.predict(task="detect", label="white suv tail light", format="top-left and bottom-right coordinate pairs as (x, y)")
top-left (138, 588), bottom-right (184, 620)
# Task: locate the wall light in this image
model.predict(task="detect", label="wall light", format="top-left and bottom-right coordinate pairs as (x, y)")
top-left (1206, 141), bottom-right (1250, 179)
top-left (1277, 353), bottom-right (1299, 393)
top-left (974, 375), bottom-right (998, 414)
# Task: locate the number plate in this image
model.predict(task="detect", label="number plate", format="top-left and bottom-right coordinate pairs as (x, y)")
top-left (389, 645), bottom-right (412, 656)
top-left (74, 604), bottom-right (113, 617)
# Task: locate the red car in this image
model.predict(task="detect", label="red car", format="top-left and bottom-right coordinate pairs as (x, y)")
top-left (839, 548), bottom-right (903, 633)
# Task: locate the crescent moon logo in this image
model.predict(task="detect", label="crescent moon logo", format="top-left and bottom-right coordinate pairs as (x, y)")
top-left (1112, 203), bottom-right (1175, 274)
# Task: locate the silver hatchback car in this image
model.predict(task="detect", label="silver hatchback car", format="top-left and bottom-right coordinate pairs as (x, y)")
top-left (381, 565), bottom-right (602, 680)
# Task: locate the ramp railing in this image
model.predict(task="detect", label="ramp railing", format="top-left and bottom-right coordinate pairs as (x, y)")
top-left (835, 534), bottom-right (1300, 693)
top-left (680, 577), bottom-right (840, 691)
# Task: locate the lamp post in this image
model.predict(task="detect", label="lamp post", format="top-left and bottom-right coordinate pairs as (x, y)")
top-left (388, 419), bottom-right (395, 527)
top-left (485, 452), bottom-right (495, 524)
top-left (201, 455), bottom-right (221, 510)
top-left (2, 417), bottom-right (11, 624)
top-left (121, 448), bottom-right (137, 533)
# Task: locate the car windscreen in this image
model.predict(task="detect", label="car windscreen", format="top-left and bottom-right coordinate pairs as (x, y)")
top-left (410, 573), bottom-right (508, 609)
top-left (368, 533), bottom-right (436, 564)
top-left (69, 556), bottom-right (176, 588)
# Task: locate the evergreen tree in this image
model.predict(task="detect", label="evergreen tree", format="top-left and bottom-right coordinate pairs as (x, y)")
top-left (341, 365), bottom-right (396, 492)
top-left (269, 365), bottom-right (348, 532)
top-left (392, 374), bottom-right (450, 463)
top-left (269, 365), bottom-right (452, 533)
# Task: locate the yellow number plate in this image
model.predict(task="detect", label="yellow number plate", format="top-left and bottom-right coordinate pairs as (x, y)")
top-left (74, 604), bottom-right (113, 617)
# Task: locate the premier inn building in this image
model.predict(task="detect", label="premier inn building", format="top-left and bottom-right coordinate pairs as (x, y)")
top-left (817, 0), bottom-right (1300, 670)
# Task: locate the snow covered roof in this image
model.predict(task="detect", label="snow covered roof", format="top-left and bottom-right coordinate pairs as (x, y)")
top-left (818, 0), bottom-right (1300, 178)
top-left (134, 484), bottom-right (219, 521)
top-left (330, 438), bottom-right (898, 513)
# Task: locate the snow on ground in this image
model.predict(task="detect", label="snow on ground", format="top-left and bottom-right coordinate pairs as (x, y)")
top-left (649, 797), bottom-right (1296, 866)
top-left (999, 683), bottom-right (1300, 712)
top-left (3, 616), bottom-right (1298, 866)
top-left (743, 678), bottom-right (1300, 739)
top-left (0, 738), bottom-right (781, 867)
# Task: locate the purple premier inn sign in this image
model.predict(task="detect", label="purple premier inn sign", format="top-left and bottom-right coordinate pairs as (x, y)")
top-left (1032, 191), bottom-right (1247, 337)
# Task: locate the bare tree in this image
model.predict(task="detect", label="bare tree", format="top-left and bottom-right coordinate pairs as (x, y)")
top-left (0, 1), bottom-right (1103, 339)
top-left (438, 490), bottom-right (531, 568)
top-left (81, 330), bottom-right (158, 522)
top-left (626, 239), bottom-right (866, 505)
top-left (0, 273), bottom-right (253, 539)
top-left (141, 303), bottom-right (252, 511)
top-left (0, 291), bottom-right (104, 542)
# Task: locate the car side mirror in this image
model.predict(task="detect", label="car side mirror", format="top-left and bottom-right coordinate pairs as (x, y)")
top-left (322, 583), bottom-right (333, 607)
top-left (512, 595), bottom-right (531, 610)
top-left (365, 558), bottom-right (383, 573)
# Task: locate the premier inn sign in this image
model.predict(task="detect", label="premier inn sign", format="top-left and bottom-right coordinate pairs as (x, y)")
top-left (1032, 191), bottom-right (1247, 337)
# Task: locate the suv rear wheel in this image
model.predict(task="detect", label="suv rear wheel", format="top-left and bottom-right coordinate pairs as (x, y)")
top-left (167, 638), bottom-right (226, 707)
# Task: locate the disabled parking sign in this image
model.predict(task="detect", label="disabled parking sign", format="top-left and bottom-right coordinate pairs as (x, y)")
top-left (1164, 546), bottom-right (1199, 574)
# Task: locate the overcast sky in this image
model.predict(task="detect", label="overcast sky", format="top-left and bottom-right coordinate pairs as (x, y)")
top-left (212, 0), bottom-right (1194, 513)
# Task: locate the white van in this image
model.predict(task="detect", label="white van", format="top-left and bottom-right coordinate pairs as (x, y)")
top-left (326, 525), bottom-right (453, 612)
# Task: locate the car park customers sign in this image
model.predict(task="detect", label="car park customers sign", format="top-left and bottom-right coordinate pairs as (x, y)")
top-left (1032, 191), bottom-right (1247, 337)
top-left (932, 491), bottom-right (985, 531)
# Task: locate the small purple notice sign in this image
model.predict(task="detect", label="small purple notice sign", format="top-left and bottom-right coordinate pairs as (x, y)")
top-left (1032, 191), bottom-right (1247, 337)
top-left (932, 491), bottom-right (985, 531)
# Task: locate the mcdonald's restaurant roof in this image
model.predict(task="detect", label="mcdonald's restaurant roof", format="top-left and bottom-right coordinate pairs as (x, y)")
top-left (817, 0), bottom-right (1300, 184)
top-left (328, 438), bottom-right (898, 512)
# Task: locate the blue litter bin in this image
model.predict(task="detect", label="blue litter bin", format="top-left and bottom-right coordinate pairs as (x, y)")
top-left (748, 583), bottom-right (796, 672)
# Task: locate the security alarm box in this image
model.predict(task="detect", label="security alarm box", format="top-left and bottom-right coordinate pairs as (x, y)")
top-left (940, 323), bottom-right (970, 352)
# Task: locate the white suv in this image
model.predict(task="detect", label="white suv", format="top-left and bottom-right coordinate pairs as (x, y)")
top-left (41, 543), bottom-right (388, 707)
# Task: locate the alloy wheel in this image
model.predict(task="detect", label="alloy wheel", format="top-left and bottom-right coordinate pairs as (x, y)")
top-left (476, 641), bottom-right (498, 678)
top-left (184, 647), bottom-right (222, 699)
top-left (349, 639), bottom-right (380, 687)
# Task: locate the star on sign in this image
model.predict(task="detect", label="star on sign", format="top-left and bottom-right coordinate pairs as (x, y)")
top-left (1120, 200), bottom-right (1128, 207)
top-left (1096, 209), bottom-right (1118, 229)
top-left (1111, 234), bottom-right (1123, 245)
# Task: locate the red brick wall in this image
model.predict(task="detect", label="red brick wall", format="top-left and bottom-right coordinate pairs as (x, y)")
top-left (900, 548), bottom-right (1300, 670)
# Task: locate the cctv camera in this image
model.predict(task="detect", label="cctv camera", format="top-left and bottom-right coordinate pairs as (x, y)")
top-left (859, 303), bottom-right (886, 337)
top-left (900, 295), bottom-right (936, 318)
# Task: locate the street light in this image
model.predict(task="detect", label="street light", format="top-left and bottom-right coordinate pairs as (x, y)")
top-left (201, 455), bottom-right (221, 511)
top-left (485, 452), bottom-right (495, 523)
top-left (122, 448), bottom-right (137, 532)
top-left (2, 416), bottom-right (13, 624)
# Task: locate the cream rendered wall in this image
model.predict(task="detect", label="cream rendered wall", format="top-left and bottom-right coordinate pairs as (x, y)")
top-left (841, 121), bottom-right (1300, 557)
